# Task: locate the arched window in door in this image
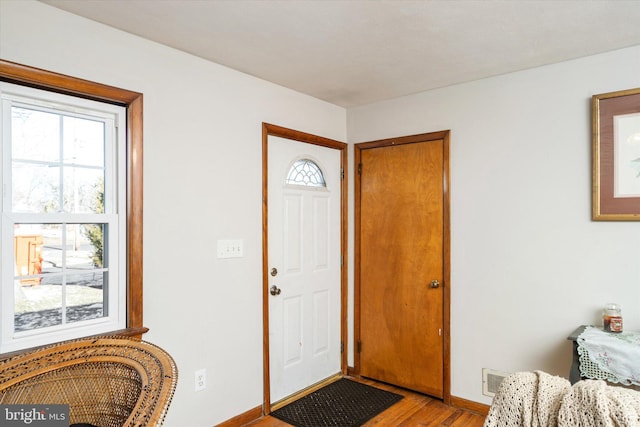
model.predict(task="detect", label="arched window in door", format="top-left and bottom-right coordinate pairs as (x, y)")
top-left (285, 159), bottom-right (326, 188)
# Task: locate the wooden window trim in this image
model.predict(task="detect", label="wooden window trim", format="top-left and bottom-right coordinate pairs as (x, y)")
top-left (0, 59), bottom-right (146, 355)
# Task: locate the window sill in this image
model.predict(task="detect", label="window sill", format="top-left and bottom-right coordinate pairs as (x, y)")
top-left (0, 326), bottom-right (149, 359)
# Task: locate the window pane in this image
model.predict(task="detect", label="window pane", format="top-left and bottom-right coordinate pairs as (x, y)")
top-left (63, 223), bottom-right (106, 270)
top-left (11, 107), bottom-right (60, 162)
top-left (13, 223), bottom-right (107, 333)
top-left (14, 223), bottom-right (107, 278)
top-left (12, 162), bottom-right (60, 213)
top-left (11, 107), bottom-right (106, 214)
top-left (14, 273), bottom-right (105, 332)
top-left (15, 283), bottom-right (62, 332)
top-left (66, 272), bottom-right (106, 324)
top-left (63, 168), bottom-right (104, 214)
top-left (62, 116), bottom-right (105, 167)
top-left (286, 159), bottom-right (326, 187)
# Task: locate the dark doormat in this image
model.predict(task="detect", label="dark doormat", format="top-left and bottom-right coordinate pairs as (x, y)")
top-left (271, 378), bottom-right (403, 426)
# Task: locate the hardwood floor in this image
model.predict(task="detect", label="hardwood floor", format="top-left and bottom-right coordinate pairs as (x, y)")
top-left (243, 377), bottom-right (487, 427)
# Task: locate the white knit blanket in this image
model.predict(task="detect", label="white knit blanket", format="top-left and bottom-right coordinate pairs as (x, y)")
top-left (483, 371), bottom-right (640, 427)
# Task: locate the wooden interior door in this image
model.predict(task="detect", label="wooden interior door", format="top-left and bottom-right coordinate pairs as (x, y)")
top-left (356, 132), bottom-right (449, 399)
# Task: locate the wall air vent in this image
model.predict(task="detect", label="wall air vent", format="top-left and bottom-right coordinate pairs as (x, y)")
top-left (482, 368), bottom-right (510, 397)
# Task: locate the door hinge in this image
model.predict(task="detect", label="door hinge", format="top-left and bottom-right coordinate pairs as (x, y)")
top-left (340, 341), bottom-right (344, 353)
top-left (341, 167), bottom-right (344, 180)
top-left (357, 340), bottom-right (362, 353)
top-left (357, 163), bottom-right (362, 175)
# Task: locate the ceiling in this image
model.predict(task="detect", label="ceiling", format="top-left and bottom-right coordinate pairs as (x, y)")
top-left (41, 0), bottom-right (640, 107)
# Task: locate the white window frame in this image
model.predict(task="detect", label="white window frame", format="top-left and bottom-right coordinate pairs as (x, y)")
top-left (0, 82), bottom-right (127, 353)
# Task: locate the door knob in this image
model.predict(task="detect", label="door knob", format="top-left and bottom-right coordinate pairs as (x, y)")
top-left (270, 285), bottom-right (282, 296)
top-left (429, 280), bottom-right (440, 288)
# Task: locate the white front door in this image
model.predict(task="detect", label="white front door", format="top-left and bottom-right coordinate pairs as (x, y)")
top-left (267, 136), bottom-right (341, 404)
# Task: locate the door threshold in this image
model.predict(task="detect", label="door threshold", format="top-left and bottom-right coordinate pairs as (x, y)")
top-left (269, 373), bottom-right (342, 412)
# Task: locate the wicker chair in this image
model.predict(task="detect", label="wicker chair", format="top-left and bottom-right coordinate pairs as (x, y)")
top-left (0, 336), bottom-right (178, 427)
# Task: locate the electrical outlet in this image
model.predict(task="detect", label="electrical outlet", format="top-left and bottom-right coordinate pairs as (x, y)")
top-left (195, 368), bottom-right (206, 391)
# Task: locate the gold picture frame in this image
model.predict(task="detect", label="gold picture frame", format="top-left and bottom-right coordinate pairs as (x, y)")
top-left (592, 88), bottom-right (640, 221)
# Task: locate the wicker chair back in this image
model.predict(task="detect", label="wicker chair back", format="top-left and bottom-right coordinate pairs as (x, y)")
top-left (0, 337), bottom-right (177, 427)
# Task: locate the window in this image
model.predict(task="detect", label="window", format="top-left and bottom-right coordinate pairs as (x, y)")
top-left (285, 159), bottom-right (326, 187)
top-left (0, 60), bottom-right (144, 354)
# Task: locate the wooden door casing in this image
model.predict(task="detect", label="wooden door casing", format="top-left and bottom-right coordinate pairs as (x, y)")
top-left (354, 131), bottom-right (450, 402)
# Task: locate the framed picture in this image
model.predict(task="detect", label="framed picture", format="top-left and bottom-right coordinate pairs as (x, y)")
top-left (592, 88), bottom-right (640, 221)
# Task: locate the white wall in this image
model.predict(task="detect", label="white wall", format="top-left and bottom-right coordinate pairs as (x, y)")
top-left (348, 45), bottom-right (640, 404)
top-left (0, 1), bottom-right (346, 425)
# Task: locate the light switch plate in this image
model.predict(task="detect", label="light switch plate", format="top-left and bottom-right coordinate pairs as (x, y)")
top-left (217, 239), bottom-right (243, 258)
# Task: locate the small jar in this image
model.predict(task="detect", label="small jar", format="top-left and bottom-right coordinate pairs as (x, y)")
top-left (603, 303), bottom-right (623, 333)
